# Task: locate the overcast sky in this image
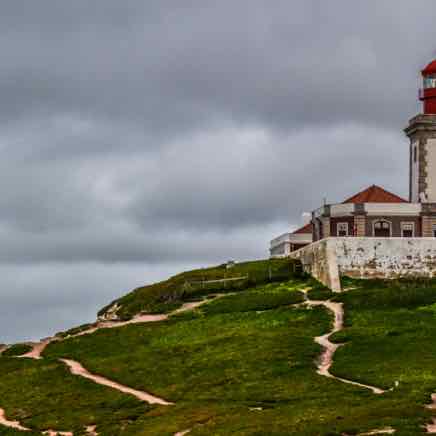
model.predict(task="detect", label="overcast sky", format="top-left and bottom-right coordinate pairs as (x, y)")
top-left (0, 1), bottom-right (435, 343)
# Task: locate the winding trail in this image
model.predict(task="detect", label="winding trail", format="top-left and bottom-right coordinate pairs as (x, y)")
top-left (304, 294), bottom-right (386, 394)
top-left (1, 288), bottom-right (392, 433)
top-left (61, 359), bottom-right (173, 405)
top-left (425, 394), bottom-right (436, 432)
top-left (42, 431), bottom-right (73, 436)
top-left (0, 297), bottom-right (216, 433)
top-left (20, 338), bottom-right (60, 360)
top-left (343, 429), bottom-right (395, 436)
top-left (18, 298), bottom-right (221, 360)
top-left (85, 426), bottom-right (98, 436)
top-left (428, 418), bottom-right (436, 433)
top-left (0, 408), bottom-right (29, 431)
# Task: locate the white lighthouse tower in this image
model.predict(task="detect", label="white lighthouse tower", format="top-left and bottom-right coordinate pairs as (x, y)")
top-left (405, 59), bottom-right (436, 204)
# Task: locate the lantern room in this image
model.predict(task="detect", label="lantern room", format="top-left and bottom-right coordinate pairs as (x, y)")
top-left (420, 60), bottom-right (436, 114)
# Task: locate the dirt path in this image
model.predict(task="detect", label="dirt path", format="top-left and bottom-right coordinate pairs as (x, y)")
top-left (61, 359), bottom-right (173, 405)
top-left (20, 338), bottom-right (60, 360)
top-left (425, 394), bottom-right (436, 432)
top-left (42, 431), bottom-right (73, 436)
top-left (428, 417), bottom-right (436, 433)
top-left (306, 298), bottom-right (386, 395)
top-left (0, 296), bottom-right (216, 433)
top-left (343, 429), bottom-right (395, 436)
top-left (85, 426), bottom-right (98, 435)
top-left (20, 296), bottom-right (227, 360)
top-left (0, 408), bottom-right (29, 431)
top-left (0, 406), bottom-right (100, 435)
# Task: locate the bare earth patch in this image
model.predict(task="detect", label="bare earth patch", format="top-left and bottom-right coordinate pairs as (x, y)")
top-left (61, 358), bottom-right (173, 405)
top-left (0, 407), bottom-right (29, 431)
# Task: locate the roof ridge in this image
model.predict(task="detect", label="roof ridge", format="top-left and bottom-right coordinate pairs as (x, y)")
top-left (342, 185), bottom-right (407, 204)
top-left (292, 223), bottom-right (313, 234)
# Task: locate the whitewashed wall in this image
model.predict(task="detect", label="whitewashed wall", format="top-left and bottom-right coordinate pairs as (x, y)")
top-left (291, 237), bottom-right (436, 291)
top-left (334, 237), bottom-right (436, 279)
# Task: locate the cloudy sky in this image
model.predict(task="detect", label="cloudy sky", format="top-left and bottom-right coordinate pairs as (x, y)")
top-left (0, 1), bottom-right (435, 343)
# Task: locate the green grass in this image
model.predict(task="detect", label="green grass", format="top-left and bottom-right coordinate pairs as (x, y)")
top-left (4, 271), bottom-right (436, 434)
top-left (0, 356), bottom-right (151, 435)
top-left (199, 281), bottom-right (305, 316)
top-left (2, 344), bottom-right (33, 357)
top-left (41, 277), bottom-right (436, 435)
top-left (99, 258), bottom-right (300, 320)
top-left (331, 278), bottom-right (436, 392)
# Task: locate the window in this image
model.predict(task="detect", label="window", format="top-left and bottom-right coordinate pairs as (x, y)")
top-left (414, 146), bottom-right (417, 163)
top-left (433, 224), bottom-right (436, 238)
top-left (337, 222), bottom-right (348, 237)
top-left (424, 76), bottom-right (436, 89)
top-left (401, 222), bottom-right (414, 238)
top-left (373, 220), bottom-right (391, 237)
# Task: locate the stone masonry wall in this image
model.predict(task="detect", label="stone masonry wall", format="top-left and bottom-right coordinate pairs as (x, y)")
top-left (290, 239), bottom-right (341, 291)
top-left (334, 237), bottom-right (436, 279)
top-left (290, 237), bottom-right (436, 291)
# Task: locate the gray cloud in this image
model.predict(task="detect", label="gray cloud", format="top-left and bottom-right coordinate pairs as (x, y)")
top-left (0, 1), bottom-right (433, 341)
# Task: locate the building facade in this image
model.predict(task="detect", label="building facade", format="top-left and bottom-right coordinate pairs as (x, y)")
top-left (270, 223), bottom-right (313, 257)
top-left (270, 58), bottom-right (436, 257)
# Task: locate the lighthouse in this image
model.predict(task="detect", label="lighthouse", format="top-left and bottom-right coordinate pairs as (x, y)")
top-left (420, 60), bottom-right (436, 114)
top-left (405, 60), bottom-right (436, 205)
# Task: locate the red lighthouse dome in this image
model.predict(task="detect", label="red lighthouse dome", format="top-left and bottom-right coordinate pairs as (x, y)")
top-left (420, 60), bottom-right (436, 114)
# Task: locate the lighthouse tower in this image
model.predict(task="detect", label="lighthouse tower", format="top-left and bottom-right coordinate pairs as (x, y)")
top-left (405, 60), bottom-right (436, 204)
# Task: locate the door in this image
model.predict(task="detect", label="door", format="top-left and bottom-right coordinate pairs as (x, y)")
top-left (374, 221), bottom-right (391, 237)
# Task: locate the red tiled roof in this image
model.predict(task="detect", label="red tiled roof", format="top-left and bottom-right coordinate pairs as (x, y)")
top-left (342, 185), bottom-right (407, 204)
top-left (292, 223), bottom-right (313, 234)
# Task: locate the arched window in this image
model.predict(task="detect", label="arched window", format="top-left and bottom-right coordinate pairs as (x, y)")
top-left (373, 220), bottom-right (391, 237)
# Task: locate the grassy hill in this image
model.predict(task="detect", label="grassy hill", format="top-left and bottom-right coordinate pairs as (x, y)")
top-left (2, 259), bottom-right (436, 434)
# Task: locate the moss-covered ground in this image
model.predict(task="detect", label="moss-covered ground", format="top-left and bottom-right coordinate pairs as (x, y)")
top-left (3, 272), bottom-right (436, 434)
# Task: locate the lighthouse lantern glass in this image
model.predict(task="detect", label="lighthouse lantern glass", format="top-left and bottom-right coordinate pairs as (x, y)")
top-left (424, 75), bottom-right (436, 89)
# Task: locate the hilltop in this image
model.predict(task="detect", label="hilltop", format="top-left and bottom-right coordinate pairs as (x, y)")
top-left (1, 259), bottom-right (436, 434)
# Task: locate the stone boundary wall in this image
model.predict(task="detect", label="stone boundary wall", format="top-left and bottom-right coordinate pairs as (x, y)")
top-left (335, 237), bottom-right (436, 279)
top-left (290, 237), bottom-right (436, 291)
top-left (289, 239), bottom-right (341, 291)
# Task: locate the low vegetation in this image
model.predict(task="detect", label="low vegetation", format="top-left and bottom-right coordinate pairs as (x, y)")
top-left (3, 265), bottom-right (436, 434)
top-left (2, 344), bottom-right (33, 357)
top-left (0, 356), bottom-right (149, 435)
top-left (98, 258), bottom-right (301, 320)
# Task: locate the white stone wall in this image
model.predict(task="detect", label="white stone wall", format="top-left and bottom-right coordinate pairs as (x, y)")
top-left (290, 237), bottom-right (436, 291)
top-left (426, 138), bottom-right (436, 202)
top-left (290, 239), bottom-right (341, 291)
top-left (334, 237), bottom-right (436, 279)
